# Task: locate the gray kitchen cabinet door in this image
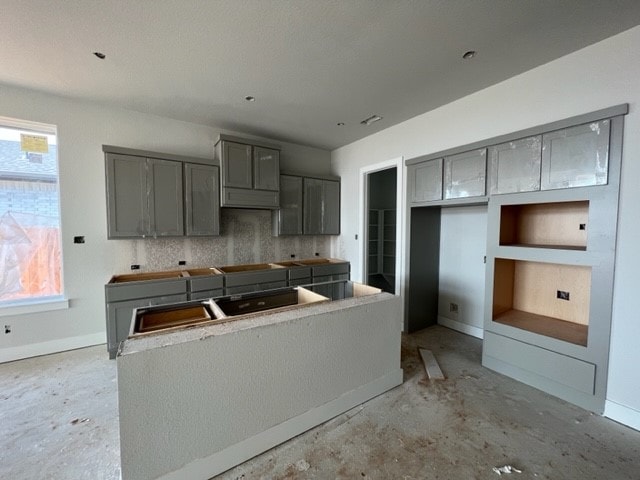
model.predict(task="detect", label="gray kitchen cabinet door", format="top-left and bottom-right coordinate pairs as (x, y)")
top-left (106, 153), bottom-right (148, 238)
top-left (408, 158), bottom-right (442, 203)
top-left (253, 146), bottom-right (280, 191)
top-left (148, 158), bottom-right (184, 236)
top-left (273, 175), bottom-right (303, 235)
top-left (489, 136), bottom-right (542, 195)
top-left (541, 120), bottom-right (610, 190)
top-left (444, 149), bottom-right (487, 199)
top-left (303, 177), bottom-right (323, 234)
top-left (222, 141), bottom-right (253, 189)
top-left (322, 179), bottom-right (340, 235)
top-left (184, 163), bottom-right (220, 236)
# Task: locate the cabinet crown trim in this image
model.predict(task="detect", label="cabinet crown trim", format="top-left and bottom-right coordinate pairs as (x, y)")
top-left (102, 145), bottom-right (217, 166)
top-left (215, 134), bottom-right (280, 151)
top-left (405, 103), bottom-right (628, 167)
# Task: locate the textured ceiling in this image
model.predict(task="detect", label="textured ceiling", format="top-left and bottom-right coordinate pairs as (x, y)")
top-left (2, 1), bottom-right (640, 150)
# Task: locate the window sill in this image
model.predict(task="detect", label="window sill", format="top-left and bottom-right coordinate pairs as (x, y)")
top-left (0, 297), bottom-right (69, 317)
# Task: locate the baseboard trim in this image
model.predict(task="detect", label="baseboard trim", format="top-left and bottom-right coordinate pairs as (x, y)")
top-left (604, 400), bottom-right (640, 432)
top-left (159, 369), bottom-right (404, 480)
top-left (438, 316), bottom-right (484, 339)
top-left (0, 333), bottom-right (105, 364)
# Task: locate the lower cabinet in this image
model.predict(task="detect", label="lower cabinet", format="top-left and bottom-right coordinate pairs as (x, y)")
top-left (106, 291), bottom-right (187, 359)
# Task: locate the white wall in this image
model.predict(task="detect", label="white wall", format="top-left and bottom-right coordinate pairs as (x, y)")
top-left (437, 206), bottom-right (487, 338)
top-left (0, 85), bottom-right (331, 362)
top-left (331, 26), bottom-right (640, 429)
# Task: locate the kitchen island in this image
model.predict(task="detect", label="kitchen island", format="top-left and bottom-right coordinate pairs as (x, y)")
top-left (117, 283), bottom-right (402, 480)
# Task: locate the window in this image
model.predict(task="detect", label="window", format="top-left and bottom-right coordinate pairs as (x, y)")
top-left (0, 117), bottom-right (63, 306)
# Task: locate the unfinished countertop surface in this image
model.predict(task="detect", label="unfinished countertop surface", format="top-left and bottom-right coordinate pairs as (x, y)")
top-left (107, 258), bottom-right (348, 284)
top-left (119, 286), bottom-right (390, 357)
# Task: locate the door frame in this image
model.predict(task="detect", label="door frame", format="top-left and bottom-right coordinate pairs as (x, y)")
top-left (358, 157), bottom-right (406, 320)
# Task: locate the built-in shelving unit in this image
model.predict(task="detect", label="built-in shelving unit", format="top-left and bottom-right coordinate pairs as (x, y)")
top-left (368, 209), bottom-right (396, 292)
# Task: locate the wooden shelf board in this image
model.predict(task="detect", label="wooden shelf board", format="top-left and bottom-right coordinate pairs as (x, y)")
top-left (493, 309), bottom-right (588, 347)
top-left (500, 243), bottom-right (586, 251)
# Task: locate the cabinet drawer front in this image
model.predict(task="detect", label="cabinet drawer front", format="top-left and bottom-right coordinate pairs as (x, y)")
top-left (289, 277), bottom-right (311, 286)
top-left (312, 262), bottom-right (350, 277)
top-left (409, 159), bottom-right (442, 203)
top-left (489, 136), bottom-right (542, 195)
top-left (189, 275), bottom-right (224, 292)
top-left (222, 187), bottom-right (279, 208)
top-left (224, 270), bottom-right (288, 288)
top-left (541, 120), bottom-right (610, 190)
top-left (444, 149), bottom-right (487, 199)
top-left (106, 278), bottom-right (188, 302)
top-left (288, 266), bottom-right (311, 280)
top-left (484, 332), bottom-right (595, 394)
top-left (189, 289), bottom-right (223, 301)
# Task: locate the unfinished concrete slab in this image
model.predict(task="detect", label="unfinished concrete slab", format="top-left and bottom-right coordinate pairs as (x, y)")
top-left (1, 326), bottom-right (639, 479)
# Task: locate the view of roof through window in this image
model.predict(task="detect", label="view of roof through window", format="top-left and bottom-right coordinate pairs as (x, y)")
top-left (0, 118), bottom-right (63, 305)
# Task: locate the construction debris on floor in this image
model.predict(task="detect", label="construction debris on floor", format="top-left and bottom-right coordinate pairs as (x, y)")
top-left (1, 326), bottom-right (639, 480)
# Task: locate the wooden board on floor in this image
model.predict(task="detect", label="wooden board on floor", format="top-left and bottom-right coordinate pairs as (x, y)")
top-left (419, 348), bottom-right (445, 380)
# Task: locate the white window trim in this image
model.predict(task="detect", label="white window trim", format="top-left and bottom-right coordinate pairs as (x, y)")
top-left (0, 297), bottom-right (69, 317)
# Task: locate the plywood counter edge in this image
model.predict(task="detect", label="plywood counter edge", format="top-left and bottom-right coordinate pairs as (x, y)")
top-left (118, 291), bottom-right (396, 356)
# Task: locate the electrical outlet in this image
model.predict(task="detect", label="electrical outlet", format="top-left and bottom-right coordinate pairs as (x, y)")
top-left (557, 290), bottom-right (570, 301)
top-left (315, 252), bottom-right (320, 257)
top-left (290, 254), bottom-right (296, 258)
top-left (449, 302), bottom-right (459, 314)
top-left (178, 260), bottom-right (186, 266)
top-left (73, 236), bottom-right (85, 244)
top-left (4, 325), bottom-right (11, 334)
top-left (579, 223), bottom-right (586, 230)
top-left (130, 264), bottom-right (140, 270)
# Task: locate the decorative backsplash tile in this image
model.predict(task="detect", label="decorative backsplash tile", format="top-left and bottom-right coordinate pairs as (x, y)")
top-left (121, 209), bottom-right (331, 273)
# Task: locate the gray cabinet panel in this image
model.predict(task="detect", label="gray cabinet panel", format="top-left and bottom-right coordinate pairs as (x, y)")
top-left (148, 158), bottom-right (184, 236)
top-left (444, 149), bottom-right (486, 199)
top-left (224, 269), bottom-right (287, 289)
top-left (484, 332), bottom-right (595, 394)
top-left (253, 147), bottom-right (280, 191)
top-left (184, 163), bottom-right (220, 236)
top-left (541, 120), bottom-right (610, 190)
top-left (223, 187), bottom-right (279, 208)
top-left (409, 158), bottom-right (442, 203)
top-left (323, 180), bottom-right (340, 235)
top-left (303, 178), bottom-right (340, 235)
top-left (106, 153), bottom-right (148, 238)
top-left (105, 278), bottom-right (188, 302)
top-left (222, 141), bottom-right (253, 188)
top-left (489, 136), bottom-right (541, 195)
top-left (189, 275), bottom-right (224, 293)
top-left (303, 178), bottom-right (323, 234)
top-left (312, 262), bottom-right (350, 277)
top-left (273, 175), bottom-right (303, 235)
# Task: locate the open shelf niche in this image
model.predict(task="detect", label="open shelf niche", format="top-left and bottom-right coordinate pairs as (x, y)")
top-left (499, 200), bottom-right (589, 250)
top-left (492, 258), bottom-right (591, 346)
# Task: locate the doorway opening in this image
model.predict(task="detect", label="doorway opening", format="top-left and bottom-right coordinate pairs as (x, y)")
top-left (365, 168), bottom-right (397, 293)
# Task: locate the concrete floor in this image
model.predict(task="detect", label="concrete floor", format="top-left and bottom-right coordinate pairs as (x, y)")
top-left (1, 326), bottom-right (639, 480)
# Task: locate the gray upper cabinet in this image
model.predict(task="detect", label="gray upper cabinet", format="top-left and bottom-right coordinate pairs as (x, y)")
top-left (273, 174), bottom-right (303, 235)
top-left (408, 158), bottom-right (442, 204)
top-left (184, 163), bottom-right (220, 236)
top-left (216, 135), bottom-right (280, 209)
top-left (106, 153), bottom-right (183, 238)
top-left (489, 136), bottom-right (542, 195)
top-left (253, 147), bottom-right (280, 191)
top-left (221, 141), bottom-right (252, 189)
top-left (303, 178), bottom-right (340, 235)
top-left (444, 148), bottom-right (487, 199)
top-left (148, 158), bottom-right (184, 236)
top-left (541, 120), bottom-right (610, 190)
top-left (106, 153), bottom-right (148, 237)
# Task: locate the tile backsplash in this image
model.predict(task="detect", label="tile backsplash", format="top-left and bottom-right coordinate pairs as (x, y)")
top-left (120, 209), bottom-right (331, 273)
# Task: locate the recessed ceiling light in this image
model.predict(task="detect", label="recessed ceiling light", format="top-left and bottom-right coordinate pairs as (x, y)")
top-left (360, 115), bottom-right (382, 126)
top-left (93, 52), bottom-right (106, 60)
top-left (337, 122), bottom-right (345, 126)
top-left (462, 50), bottom-right (476, 60)
top-left (245, 96), bottom-right (256, 102)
